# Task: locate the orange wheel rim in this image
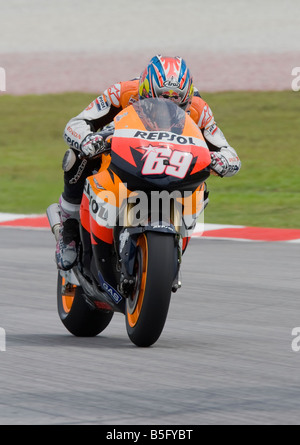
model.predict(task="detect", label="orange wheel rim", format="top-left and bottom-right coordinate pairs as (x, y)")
top-left (127, 233), bottom-right (148, 327)
top-left (61, 277), bottom-right (76, 314)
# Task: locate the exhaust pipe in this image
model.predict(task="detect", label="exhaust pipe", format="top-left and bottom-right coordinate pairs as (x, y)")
top-left (46, 203), bottom-right (61, 241)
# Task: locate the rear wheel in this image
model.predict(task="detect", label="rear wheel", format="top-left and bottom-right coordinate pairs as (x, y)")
top-left (125, 232), bottom-right (176, 347)
top-left (57, 273), bottom-right (113, 337)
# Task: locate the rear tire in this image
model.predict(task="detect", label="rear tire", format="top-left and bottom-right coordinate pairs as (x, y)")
top-left (57, 273), bottom-right (113, 337)
top-left (125, 232), bottom-right (176, 347)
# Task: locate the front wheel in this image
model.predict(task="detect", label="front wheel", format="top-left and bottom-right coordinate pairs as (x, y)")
top-left (125, 232), bottom-right (177, 347)
top-left (57, 273), bottom-right (114, 337)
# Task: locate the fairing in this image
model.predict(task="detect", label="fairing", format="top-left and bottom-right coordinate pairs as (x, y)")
top-left (110, 98), bottom-right (211, 191)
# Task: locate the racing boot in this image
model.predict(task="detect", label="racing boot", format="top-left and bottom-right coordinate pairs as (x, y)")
top-left (55, 195), bottom-right (81, 270)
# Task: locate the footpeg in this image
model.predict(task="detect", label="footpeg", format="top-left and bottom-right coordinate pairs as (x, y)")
top-left (172, 280), bottom-right (182, 293)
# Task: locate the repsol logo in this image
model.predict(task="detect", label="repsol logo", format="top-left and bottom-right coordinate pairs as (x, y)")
top-left (134, 131), bottom-right (196, 145)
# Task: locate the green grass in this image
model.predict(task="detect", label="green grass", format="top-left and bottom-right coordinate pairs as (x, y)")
top-left (0, 91), bottom-right (299, 228)
top-left (203, 91), bottom-right (300, 228)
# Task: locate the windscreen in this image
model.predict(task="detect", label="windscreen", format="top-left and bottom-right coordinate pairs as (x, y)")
top-left (132, 98), bottom-right (187, 134)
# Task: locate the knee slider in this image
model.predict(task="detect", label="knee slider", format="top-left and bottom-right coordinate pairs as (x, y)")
top-left (62, 149), bottom-right (77, 172)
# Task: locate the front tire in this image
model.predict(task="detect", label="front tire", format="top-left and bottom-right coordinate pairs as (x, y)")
top-left (57, 273), bottom-right (114, 337)
top-left (125, 232), bottom-right (177, 347)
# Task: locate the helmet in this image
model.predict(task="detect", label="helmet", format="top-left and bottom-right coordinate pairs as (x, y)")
top-left (138, 55), bottom-right (194, 111)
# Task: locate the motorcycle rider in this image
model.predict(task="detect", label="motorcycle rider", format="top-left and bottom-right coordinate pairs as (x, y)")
top-left (56, 54), bottom-right (241, 270)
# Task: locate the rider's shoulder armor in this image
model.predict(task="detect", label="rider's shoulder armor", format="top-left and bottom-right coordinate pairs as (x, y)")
top-left (190, 90), bottom-right (214, 130)
top-left (105, 79), bottom-right (139, 110)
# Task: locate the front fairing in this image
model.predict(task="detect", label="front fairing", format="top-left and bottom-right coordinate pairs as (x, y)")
top-left (110, 99), bottom-right (211, 191)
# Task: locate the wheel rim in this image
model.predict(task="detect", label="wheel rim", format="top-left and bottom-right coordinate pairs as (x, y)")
top-left (126, 233), bottom-right (148, 327)
top-left (61, 277), bottom-right (76, 314)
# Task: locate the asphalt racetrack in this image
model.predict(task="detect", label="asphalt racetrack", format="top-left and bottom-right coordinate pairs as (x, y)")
top-left (0, 227), bottom-right (299, 425)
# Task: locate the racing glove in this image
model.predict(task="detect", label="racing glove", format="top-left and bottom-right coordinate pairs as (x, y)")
top-left (210, 151), bottom-right (230, 177)
top-left (80, 133), bottom-right (105, 157)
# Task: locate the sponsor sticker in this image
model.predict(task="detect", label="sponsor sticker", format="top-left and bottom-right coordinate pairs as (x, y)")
top-left (98, 272), bottom-right (123, 304)
top-left (95, 95), bottom-right (109, 112)
top-left (114, 128), bottom-right (205, 147)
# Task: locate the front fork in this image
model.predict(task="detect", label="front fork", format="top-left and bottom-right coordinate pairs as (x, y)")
top-left (117, 225), bottom-right (182, 296)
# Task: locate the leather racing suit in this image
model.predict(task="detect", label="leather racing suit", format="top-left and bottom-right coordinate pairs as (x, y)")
top-left (62, 78), bottom-right (241, 207)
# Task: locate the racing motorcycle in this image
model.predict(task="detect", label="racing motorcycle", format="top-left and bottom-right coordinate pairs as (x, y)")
top-left (47, 98), bottom-right (211, 347)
